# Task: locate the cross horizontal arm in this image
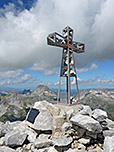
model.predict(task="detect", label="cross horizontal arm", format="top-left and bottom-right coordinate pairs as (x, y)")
top-left (47, 32), bottom-right (67, 48)
top-left (72, 41), bottom-right (85, 53)
top-left (47, 32), bottom-right (85, 53)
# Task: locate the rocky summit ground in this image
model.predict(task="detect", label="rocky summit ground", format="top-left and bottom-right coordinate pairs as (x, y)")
top-left (0, 101), bottom-right (114, 152)
top-left (79, 89), bottom-right (114, 121)
top-left (0, 86), bottom-right (114, 151)
top-left (0, 85), bottom-right (57, 122)
top-left (0, 100), bottom-right (114, 152)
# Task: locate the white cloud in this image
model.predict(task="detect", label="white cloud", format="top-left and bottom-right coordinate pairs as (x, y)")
top-left (44, 70), bottom-right (59, 76)
top-left (30, 63), bottom-right (59, 75)
top-left (50, 76), bottom-right (114, 88)
top-left (77, 68), bottom-right (88, 73)
top-left (0, 0), bottom-right (113, 71)
top-left (54, 80), bottom-right (65, 86)
top-left (0, 69), bottom-right (23, 79)
top-left (71, 77), bottom-right (82, 85)
top-left (77, 63), bottom-right (98, 73)
top-left (90, 63), bottom-right (98, 70)
top-left (98, 79), bottom-right (114, 84)
top-left (0, 80), bottom-right (11, 86)
top-left (15, 74), bottom-right (31, 83)
top-left (30, 62), bottom-right (98, 75)
top-left (29, 63), bottom-right (46, 71)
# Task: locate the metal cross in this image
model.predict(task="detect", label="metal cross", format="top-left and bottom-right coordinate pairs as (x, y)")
top-left (47, 26), bottom-right (85, 105)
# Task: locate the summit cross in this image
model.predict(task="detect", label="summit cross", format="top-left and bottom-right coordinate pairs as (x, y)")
top-left (47, 26), bottom-right (85, 105)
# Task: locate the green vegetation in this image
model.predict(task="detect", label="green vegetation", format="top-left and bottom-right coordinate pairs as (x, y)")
top-left (18, 110), bottom-right (24, 117)
top-left (23, 102), bottom-right (27, 108)
top-left (0, 112), bottom-right (9, 122)
top-left (107, 104), bottom-right (114, 121)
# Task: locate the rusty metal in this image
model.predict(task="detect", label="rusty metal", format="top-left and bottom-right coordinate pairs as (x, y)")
top-left (47, 26), bottom-right (85, 105)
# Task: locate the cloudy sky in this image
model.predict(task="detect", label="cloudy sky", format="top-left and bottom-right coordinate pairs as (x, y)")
top-left (0, 0), bottom-right (114, 91)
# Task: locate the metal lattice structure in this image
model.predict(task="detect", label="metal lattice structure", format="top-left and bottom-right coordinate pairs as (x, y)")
top-left (47, 26), bottom-right (85, 105)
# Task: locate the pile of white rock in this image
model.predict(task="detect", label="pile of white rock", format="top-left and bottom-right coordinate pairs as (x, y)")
top-left (0, 100), bottom-right (114, 152)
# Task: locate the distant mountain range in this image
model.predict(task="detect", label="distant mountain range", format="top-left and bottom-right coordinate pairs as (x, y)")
top-left (0, 85), bottom-right (114, 122)
top-left (79, 89), bottom-right (114, 120)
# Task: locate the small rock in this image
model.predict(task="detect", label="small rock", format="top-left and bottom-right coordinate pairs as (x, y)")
top-left (26, 143), bottom-right (32, 150)
top-left (73, 125), bottom-right (86, 139)
top-left (88, 150), bottom-right (95, 152)
top-left (66, 109), bottom-right (75, 120)
top-left (0, 146), bottom-right (15, 152)
top-left (0, 122), bottom-right (4, 137)
top-left (92, 109), bottom-right (107, 122)
top-left (0, 137), bottom-right (5, 145)
top-left (79, 105), bottom-right (92, 116)
top-left (65, 148), bottom-right (77, 152)
top-left (4, 130), bottom-right (27, 147)
top-left (105, 118), bottom-right (114, 129)
top-left (94, 146), bottom-right (103, 152)
top-left (103, 130), bottom-right (114, 137)
top-left (78, 138), bottom-right (90, 145)
top-left (61, 122), bottom-right (72, 132)
top-left (15, 147), bottom-right (23, 152)
top-left (33, 101), bottom-right (60, 116)
top-left (0, 122), bottom-right (13, 137)
top-left (86, 131), bottom-right (97, 139)
top-left (71, 113), bottom-right (102, 133)
top-left (26, 128), bottom-right (37, 143)
top-left (52, 135), bottom-right (73, 147)
top-left (78, 143), bottom-right (86, 150)
top-left (104, 135), bottom-right (114, 152)
top-left (34, 134), bottom-right (53, 149)
top-left (48, 146), bottom-right (58, 152)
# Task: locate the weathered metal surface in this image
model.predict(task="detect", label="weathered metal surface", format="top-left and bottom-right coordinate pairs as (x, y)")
top-left (47, 26), bottom-right (85, 104)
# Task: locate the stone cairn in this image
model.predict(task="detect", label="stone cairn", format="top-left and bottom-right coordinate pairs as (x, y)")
top-left (0, 100), bottom-right (114, 152)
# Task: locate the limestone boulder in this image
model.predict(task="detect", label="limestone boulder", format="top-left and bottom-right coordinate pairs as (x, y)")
top-left (92, 109), bottom-right (108, 122)
top-left (105, 118), bottom-right (114, 129)
top-left (86, 131), bottom-right (97, 139)
top-left (78, 137), bottom-right (90, 145)
top-left (79, 105), bottom-right (92, 116)
top-left (93, 146), bottom-right (104, 152)
top-left (0, 146), bottom-right (15, 152)
top-left (0, 137), bottom-right (5, 146)
top-left (104, 135), bottom-right (114, 152)
top-left (26, 128), bottom-right (37, 143)
top-left (28, 109), bottom-right (53, 131)
top-left (61, 122), bottom-right (72, 132)
top-left (66, 148), bottom-right (80, 152)
top-left (4, 131), bottom-right (27, 147)
top-left (0, 122), bottom-right (13, 137)
top-left (71, 113), bottom-right (102, 133)
top-left (48, 146), bottom-right (58, 152)
top-left (52, 135), bottom-right (73, 147)
top-left (66, 109), bottom-right (75, 120)
top-left (103, 130), bottom-right (114, 137)
top-left (34, 134), bottom-right (53, 149)
top-left (12, 121), bottom-right (27, 132)
top-left (33, 101), bottom-right (60, 116)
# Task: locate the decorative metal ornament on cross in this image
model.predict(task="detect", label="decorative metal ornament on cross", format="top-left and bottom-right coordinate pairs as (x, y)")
top-left (47, 26), bottom-right (85, 105)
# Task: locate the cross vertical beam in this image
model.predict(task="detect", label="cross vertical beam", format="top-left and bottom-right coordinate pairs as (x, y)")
top-left (47, 26), bottom-right (85, 105)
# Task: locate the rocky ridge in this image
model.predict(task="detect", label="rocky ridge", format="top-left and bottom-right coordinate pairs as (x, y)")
top-left (0, 100), bottom-right (114, 152)
top-left (79, 89), bottom-right (114, 120)
top-left (0, 85), bottom-right (57, 122)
